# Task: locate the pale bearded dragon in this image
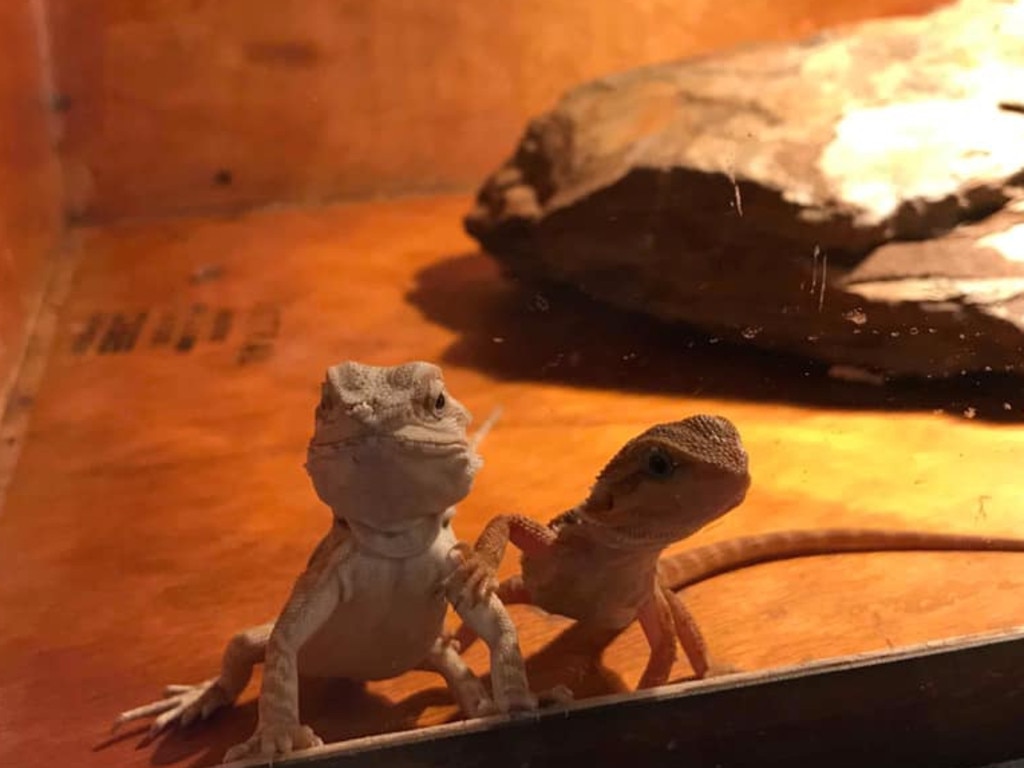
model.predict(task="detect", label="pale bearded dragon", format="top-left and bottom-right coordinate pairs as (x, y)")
top-left (115, 361), bottom-right (537, 761)
top-left (454, 415), bottom-right (1024, 688)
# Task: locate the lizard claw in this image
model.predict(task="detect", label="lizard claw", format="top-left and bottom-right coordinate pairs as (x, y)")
top-left (506, 692), bottom-right (539, 714)
top-left (112, 679), bottom-right (230, 741)
top-left (495, 683), bottom-right (572, 715)
top-left (224, 723), bottom-right (323, 762)
top-left (445, 544), bottom-right (499, 607)
top-left (704, 661), bottom-right (742, 677)
top-left (491, 659), bottom-right (538, 715)
top-left (438, 631), bottom-right (462, 654)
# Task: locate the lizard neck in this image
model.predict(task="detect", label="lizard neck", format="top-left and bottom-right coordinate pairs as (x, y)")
top-left (524, 512), bottom-right (661, 628)
top-left (307, 439), bottom-right (476, 527)
top-left (343, 510), bottom-right (450, 559)
top-left (553, 505), bottom-right (669, 554)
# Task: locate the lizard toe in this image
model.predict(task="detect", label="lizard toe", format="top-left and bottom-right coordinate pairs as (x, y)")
top-left (227, 724), bottom-right (323, 761)
top-left (503, 690), bottom-right (539, 713)
top-left (705, 661), bottom-right (742, 677)
top-left (538, 685), bottom-right (574, 706)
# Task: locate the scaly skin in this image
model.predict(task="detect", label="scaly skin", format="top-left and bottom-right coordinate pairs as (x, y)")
top-left (114, 361), bottom-right (535, 762)
top-left (658, 528), bottom-right (1024, 590)
top-left (453, 415), bottom-right (751, 688)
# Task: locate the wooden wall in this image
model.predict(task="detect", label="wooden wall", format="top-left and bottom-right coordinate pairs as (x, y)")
top-left (0, 0), bottom-right (63, 408)
top-left (0, 0), bottom-right (955, 409)
top-left (48, 0), bottom-right (949, 223)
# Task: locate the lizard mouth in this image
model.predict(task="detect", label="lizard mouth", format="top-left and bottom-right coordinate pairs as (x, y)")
top-left (308, 435), bottom-right (468, 454)
top-left (575, 509), bottom-right (701, 549)
top-left (391, 436), bottom-right (470, 456)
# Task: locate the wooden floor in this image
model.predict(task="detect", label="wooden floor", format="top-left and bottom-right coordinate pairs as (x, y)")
top-left (3, 194), bottom-right (1024, 768)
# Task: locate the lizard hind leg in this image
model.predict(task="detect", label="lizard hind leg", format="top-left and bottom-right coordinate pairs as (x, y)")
top-left (112, 622), bottom-right (272, 741)
top-left (662, 586), bottom-right (711, 679)
top-left (635, 589), bottom-right (680, 690)
top-left (663, 585), bottom-right (739, 678)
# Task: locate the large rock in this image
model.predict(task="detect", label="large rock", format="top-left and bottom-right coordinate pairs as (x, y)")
top-left (465, 0), bottom-right (1024, 378)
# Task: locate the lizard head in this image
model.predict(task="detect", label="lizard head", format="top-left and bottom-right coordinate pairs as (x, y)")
top-left (576, 415), bottom-right (751, 548)
top-left (304, 361), bottom-right (480, 525)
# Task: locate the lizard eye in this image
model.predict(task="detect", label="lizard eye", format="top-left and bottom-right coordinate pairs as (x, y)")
top-left (431, 391), bottom-right (447, 415)
top-left (645, 448), bottom-right (674, 479)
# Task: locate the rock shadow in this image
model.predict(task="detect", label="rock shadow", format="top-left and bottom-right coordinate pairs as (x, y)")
top-left (406, 252), bottom-right (1024, 423)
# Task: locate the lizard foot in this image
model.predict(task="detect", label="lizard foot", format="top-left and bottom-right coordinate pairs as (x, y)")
top-left (224, 723), bottom-right (323, 762)
top-left (704, 661), bottom-right (742, 678)
top-left (112, 679), bottom-right (231, 742)
top-left (468, 687), bottom-right (537, 718)
top-left (448, 672), bottom-right (495, 719)
top-left (496, 686), bottom-right (538, 714)
top-left (445, 544), bottom-right (499, 607)
top-left (537, 685), bottom-right (574, 707)
top-left (463, 693), bottom-right (498, 718)
top-left (474, 685), bottom-right (570, 718)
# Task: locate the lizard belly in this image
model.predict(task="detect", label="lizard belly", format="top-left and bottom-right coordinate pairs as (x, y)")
top-left (297, 531), bottom-right (456, 680)
top-left (522, 547), bottom-right (656, 630)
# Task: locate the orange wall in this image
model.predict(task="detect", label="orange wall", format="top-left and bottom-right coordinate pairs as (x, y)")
top-left (48, 0), bottom-right (948, 223)
top-left (0, 0), bottom-right (63, 406)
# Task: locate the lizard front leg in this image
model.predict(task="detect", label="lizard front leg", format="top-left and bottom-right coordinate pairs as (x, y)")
top-left (417, 635), bottom-right (494, 718)
top-left (452, 514), bottom-right (556, 604)
top-left (448, 514), bottom-right (554, 651)
top-left (450, 575), bottom-right (531, 652)
top-left (223, 559), bottom-right (343, 761)
top-left (113, 623), bottom-right (271, 741)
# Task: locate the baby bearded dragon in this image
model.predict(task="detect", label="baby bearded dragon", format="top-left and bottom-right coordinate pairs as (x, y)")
top-left (453, 415), bottom-right (751, 689)
top-left (115, 361), bottom-right (535, 761)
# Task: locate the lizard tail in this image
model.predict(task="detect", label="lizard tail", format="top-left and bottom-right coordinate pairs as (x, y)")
top-left (659, 528), bottom-right (1024, 591)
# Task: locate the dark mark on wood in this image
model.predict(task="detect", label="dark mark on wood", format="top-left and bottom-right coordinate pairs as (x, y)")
top-left (151, 311), bottom-right (176, 346)
top-left (97, 320), bottom-right (117, 353)
top-left (98, 312), bottom-right (148, 354)
top-left (210, 308), bottom-right (233, 342)
top-left (244, 40), bottom-right (319, 67)
top-left (71, 313), bottom-right (106, 355)
top-left (237, 342), bottom-right (275, 365)
top-left (69, 304), bottom-right (247, 356)
top-left (237, 303), bottom-right (281, 364)
top-left (175, 304), bottom-right (208, 353)
top-left (120, 312), bottom-right (148, 352)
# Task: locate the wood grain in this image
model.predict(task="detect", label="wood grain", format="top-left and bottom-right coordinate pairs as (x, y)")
top-left (2, 195), bottom-right (1023, 767)
top-left (47, 0), bottom-right (948, 222)
top-left (0, 0), bottom-right (63, 409)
